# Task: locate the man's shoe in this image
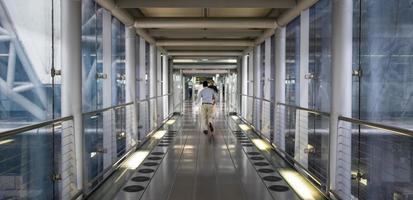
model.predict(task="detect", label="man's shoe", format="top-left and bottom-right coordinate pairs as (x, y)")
top-left (203, 130), bottom-right (208, 135)
top-left (209, 122), bottom-right (214, 132)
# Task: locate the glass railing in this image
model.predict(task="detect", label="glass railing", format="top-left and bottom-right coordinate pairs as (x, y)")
top-left (0, 94), bottom-right (175, 199)
top-left (274, 103), bottom-right (330, 192)
top-left (82, 94), bottom-right (173, 195)
top-left (335, 117), bottom-right (413, 200)
top-left (0, 116), bottom-right (79, 199)
top-left (82, 102), bottom-right (135, 194)
top-left (240, 94), bottom-right (275, 141)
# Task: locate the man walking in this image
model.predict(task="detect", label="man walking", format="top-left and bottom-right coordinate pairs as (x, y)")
top-left (197, 81), bottom-right (217, 135)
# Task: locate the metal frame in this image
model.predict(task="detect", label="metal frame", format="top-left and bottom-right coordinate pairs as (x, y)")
top-left (338, 116), bottom-right (413, 138)
top-left (0, 116), bottom-right (74, 139)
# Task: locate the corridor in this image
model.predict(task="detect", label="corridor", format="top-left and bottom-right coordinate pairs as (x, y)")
top-left (89, 102), bottom-right (320, 200)
top-left (1, 0), bottom-right (412, 199)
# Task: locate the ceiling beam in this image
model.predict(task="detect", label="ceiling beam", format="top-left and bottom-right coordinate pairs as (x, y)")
top-left (173, 65), bottom-right (237, 70)
top-left (135, 18), bottom-right (277, 29)
top-left (149, 29), bottom-right (263, 39)
top-left (182, 69), bottom-right (230, 75)
top-left (157, 39), bottom-right (254, 47)
top-left (168, 51), bottom-right (243, 56)
top-left (117, 0), bottom-right (295, 8)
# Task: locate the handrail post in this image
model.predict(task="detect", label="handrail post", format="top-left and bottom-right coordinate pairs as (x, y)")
top-left (329, 0), bottom-right (353, 197)
top-left (61, 0), bottom-right (83, 196)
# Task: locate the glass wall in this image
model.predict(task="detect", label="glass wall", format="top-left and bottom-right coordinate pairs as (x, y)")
top-left (350, 0), bottom-right (413, 199)
top-left (111, 17), bottom-right (125, 105)
top-left (82, 0), bottom-right (103, 112)
top-left (309, 0), bottom-right (331, 112)
top-left (0, 0), bottom-right (57, 129)
top-left (0, 0), bottom-right (63, 199)
top-left (306, 0), bottom-right (332, 190)
top-left (285, 17), bottom-right (301, 106)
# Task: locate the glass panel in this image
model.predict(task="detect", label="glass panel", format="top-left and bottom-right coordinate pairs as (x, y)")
top-left (356, 125), bottom-right (413, 199)
top-left (309, 0), bottom-right (331, 113)
top-left (83, 112), bottom-right (103, 191)
top-left (285, 17), bottom-right (301, 106)
top-left (111, 17), bottom-right (125, 106)
top-left (307, 113), bottom-right (329, 190)
top-left (0, 127), bottom-right (53, 199)
top-left (357, 0), bottom-right (413, 130)
top-left (0, 0), bottom-right (57, 130)
top-left (0, 120), bottom-right (76, 199)
top-left (82, 0), bottom-right (103, 112)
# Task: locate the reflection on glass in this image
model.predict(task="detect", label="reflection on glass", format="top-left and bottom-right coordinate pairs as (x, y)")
top-left (285, 17), bottom-right (300, 106)
top-left (82, 0), bottom-right (103, 112)
top-left (351, 0), bottom-right (413, 199)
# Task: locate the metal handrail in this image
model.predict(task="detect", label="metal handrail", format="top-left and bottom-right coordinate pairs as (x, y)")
top-left (240, 93), bottom-right (274, 103)
top-left (338, 116), bottom-right (413, 137)
top-left (276, 102), bottom-right (330, 117)
top-left (136, 93), bottom-right (173, 103)
top-left (82, 102), bottom-right (134, 116)
top-left (0, 115), bottom-right (74, 139)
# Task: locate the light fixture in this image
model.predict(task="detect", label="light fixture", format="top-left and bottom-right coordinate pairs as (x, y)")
top-left (231, 115), bottom-right (239, 120)
top-left (125, 151), bottom-right (149, 170)
top-left (165, 119), bottom-right (176, 125)
top-left (239, 124), bottom-right (250, 131)
top-left (278, 169), bottom-right (319, 200)
top-left (251, 139), bottom-right (271, 151)
top-left (152, 130), bottom-right (167, 139)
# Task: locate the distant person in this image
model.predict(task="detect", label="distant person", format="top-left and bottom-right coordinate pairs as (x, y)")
top-left (197, 81), bottom-right (217, 135)
top-left (208, 82), bottom-right (219, 115)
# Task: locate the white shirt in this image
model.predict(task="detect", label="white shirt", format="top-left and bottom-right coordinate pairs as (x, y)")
top-left (197, 87), bottom-right (217, 104)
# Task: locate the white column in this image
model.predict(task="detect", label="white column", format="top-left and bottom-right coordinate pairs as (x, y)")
top-left (162, 55), bottom-right (169, 118)
top-left (156, 51), bottom-right (163, 123)
top-left (253, 46), bottom-right (261, 128)
top-left (61, 0), bottom-right (83, 195)
top-left (241, 55), bottom-right (248, 117)
top-left (295, 9), bottom-right (310, 168)
top-left (125, 26), bottom-right (137, 149)
top-left (149, 45), bottom-right (157, 128)
top-left (275, 27), bottom-right (286, 149)
top-left (264, 38), bottom-right (272, 100)
top-left (102, 10), bottom-right (114, 169)
top-left (247, 51), bottom-right (254, 122)
top-left (263, 38), bottom-right (272, 136)
top-left (330, 0), bottom-right (353, 197)
top-left (137, 38), bottom-right (147, 140)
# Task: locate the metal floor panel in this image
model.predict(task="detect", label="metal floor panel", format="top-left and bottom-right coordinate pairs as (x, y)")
top-left (137, 103), bottom-right (274, 200)
top-left (99, 102), bottom-right (318, 200)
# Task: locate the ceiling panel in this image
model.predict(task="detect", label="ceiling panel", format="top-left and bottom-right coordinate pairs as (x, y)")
top-left (208, 8), bottom-right (271, 17)
top-left (140, 8), bottom-right (203, 17)
top-left (165, 46), bottom-right (247, 51)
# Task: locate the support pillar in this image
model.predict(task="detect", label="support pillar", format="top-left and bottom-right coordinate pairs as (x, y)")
top-left (101, 10), bottom-right (114, 170)
top-left (149, 45), bottom-right (157, 129)
top-left (162, 55), bottom-right (169, 118)
top-left (125, 26), bottom-right (137, 149)
top-left (329, 0), bottom-right (353, 197)
top-left (253, 46), bottom-right (261, 129)
top-left (137, 38), bottom-right (147, 140)
top-left (241, 55), bottom-right (248, 117)
top-left (275, 27), bottom-right (286, 149)
top-left (61, 0), bottom-right (83, 195)
top-left (295, 9), bottom-right (310, 168)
